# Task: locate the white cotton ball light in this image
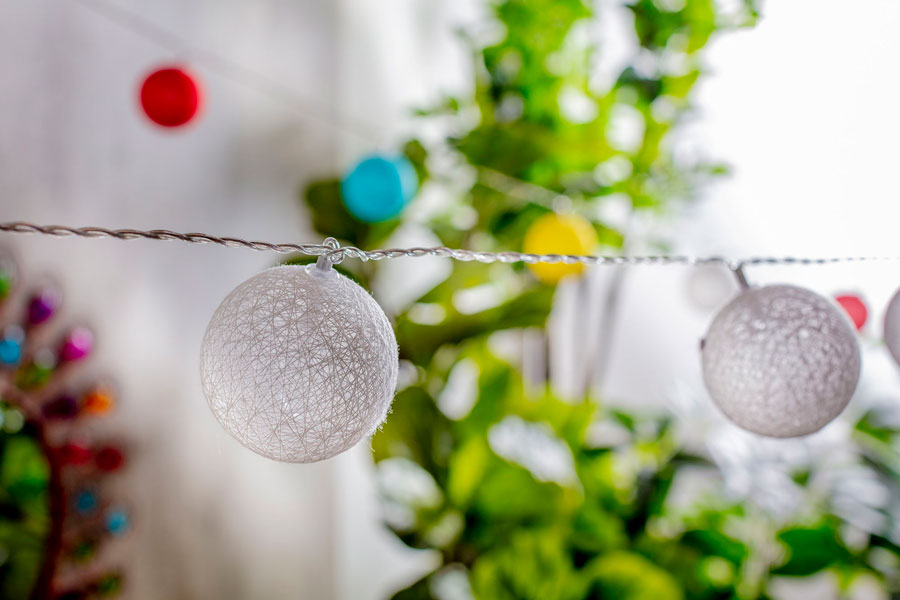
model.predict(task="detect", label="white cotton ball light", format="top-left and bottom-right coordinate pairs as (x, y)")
top-left (200, 263), bottom-right (398, 463)
top-left (701, 284), bottom-right (860, 438)
top-left (884, 287), bottom-right (900, 367)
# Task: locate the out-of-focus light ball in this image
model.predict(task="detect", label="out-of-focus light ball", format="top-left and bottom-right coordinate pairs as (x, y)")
top-left (0, 256), bottom-right (17, 300)
top-left (59, 443), bottom-right (92, 466)
top-left (84, 387), bottom-right (115, 415)
top-left (27, 288), bottom-right (59, 325)
top-left (95, 446), bottom-right (125, 472)
top-left (59, 327), bottom-right (93, 362)
top-left (139, 66), bottom-right (202, 128)
top-left (341, 155), bottom-right (418, 223)
top-left (0, 325), bottom-right (23, 365)
top-left (105, 509), bottom-right (130, 536)
top-left (686, 265), bottom-right (739, 311)
top-left (43, 393), bottom-right (80, 420)
top-left (883, 287), bottom-right (900, 367)
top-left (523, 213), bottom-right (598, 284)
top-left (834, 294), bottom-right (868, 330)
top-left (200, 264), bottom-right (399, 463)
top-left (74, 490), bottom-right (98, 515)
top-left (701, 284), bottom-right (860, 438)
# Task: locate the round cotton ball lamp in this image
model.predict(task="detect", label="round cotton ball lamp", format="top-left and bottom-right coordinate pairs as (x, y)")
top-left (200, 257), bottom-right (399, 462)
top-left (341, 155), bottom-right (418, 223)
top-left (523, 213), bottom-right (598, 284)
top-left (139, 66), bottom-right (202, 128)
top-left (834, 293), bottom-right (867, 331)
top-left (701, 284), bottom-right (860, 438)
top-left (883, 288), bottom-right (900, 368)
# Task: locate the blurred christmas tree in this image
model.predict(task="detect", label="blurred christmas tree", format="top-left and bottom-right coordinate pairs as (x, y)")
top-left (301, 1), bottom-right (900, 598)
top-left (0, 259), bottom-right (128, 599)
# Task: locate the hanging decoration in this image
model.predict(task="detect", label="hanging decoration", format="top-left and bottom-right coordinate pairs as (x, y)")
top-left (0, 251), bottom-right (130, 598)
top-left (341, 155), bottom-right (418, 223)
top-left (701, 283), bottom-right (860, 438)
top-left (200, 253), bottom-right (399, 463)
top-left (523, 213), bottom-right (598, 284)
top-left (834, 293), bottom-right (868, 330)
top-left (2, 221), bottom-right (898, 451)
top-left (884, 288), bottom-right (900, 368)
top-left (139, 66), bottom-right (203, 128)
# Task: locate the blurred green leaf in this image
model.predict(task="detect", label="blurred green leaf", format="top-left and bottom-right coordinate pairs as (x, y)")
top-left (773, 525), bottom-right (851, 576)
top-left (582, 551), bottom-right (683, 600)
top-left (471, 528), bottom-right (582, 600)
top-left (447, 436), bottom-right (490, 508)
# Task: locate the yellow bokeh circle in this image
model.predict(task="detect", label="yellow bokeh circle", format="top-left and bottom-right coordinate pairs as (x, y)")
top-left (523, 213), bottom-right (598, 284)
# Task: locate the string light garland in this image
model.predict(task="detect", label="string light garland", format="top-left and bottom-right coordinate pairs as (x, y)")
top-left (2, 221), bottom-right (896, 268)
top-left (2, 219), bottom-right (900, 456)
top-left (38, 0), bottom-right (892, 462)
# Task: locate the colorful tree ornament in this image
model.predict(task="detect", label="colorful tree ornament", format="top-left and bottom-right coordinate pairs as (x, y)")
top-left (701, 284), bottom-right (860, 437)
top-left (0, 325), bottom-right (23, 365)
top-left (200, 259), bottom-right (399, 462)
top-left (0, 255), bottom-right (16, 300)
top-left (522, 213), bottom-right (598, 284)
top-left (0, 252), bottom-right (131, 598)
top-left (835, 293), bottom-right (868, 330)
top-left (341, 155), bottom-right (418, 223)
top-left (59, 327), bottom-right (94, 363)
top-left (27, 287), bottom-right (60, 325)
top-left (139, 66), bottom-right (203, 128)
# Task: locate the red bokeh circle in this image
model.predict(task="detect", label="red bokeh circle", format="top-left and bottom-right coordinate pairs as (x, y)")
top-left (95, 446), bottom-right (125, 472)
top-left (139, 67), bottom-right (202, 128)
top-left (835, 293), bottom-right (868, 330)
top-left (59, 442), bottom-right (92, 466)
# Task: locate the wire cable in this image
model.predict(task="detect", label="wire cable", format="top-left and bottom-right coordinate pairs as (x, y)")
top-left (1, 221), bottom-right (895, 271)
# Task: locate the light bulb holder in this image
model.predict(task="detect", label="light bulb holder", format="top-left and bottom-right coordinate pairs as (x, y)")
top-left (731, 262), bottom-right (750, 290)
top-left (315, 237), bottom-right (342, 272)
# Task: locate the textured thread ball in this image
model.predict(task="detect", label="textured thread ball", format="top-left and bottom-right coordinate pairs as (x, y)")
top-left (523, 213), bottom-right (598, 284)
top-left (341, 155), bottom-right (418, 223)
top-left (884, 287), bottom-right (900, 367)
top-left (200, 265), bottom-right (399, 462)
top-left (701, 284), bottom-right (860, 438)
top-left (139, 67), bottom-right (202, 127)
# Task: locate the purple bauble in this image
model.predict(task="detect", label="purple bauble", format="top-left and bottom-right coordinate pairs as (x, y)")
top-left (59, 328), bottom-right (93, 362)
top-left (27, 289), bottom-right (60, 325)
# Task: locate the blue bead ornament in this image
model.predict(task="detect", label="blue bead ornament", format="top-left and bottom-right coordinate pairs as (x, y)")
top-left (105, 509), bottom-right (130, 536)
top-left (75, 490), bottom-right (98, 515)
top-left (341, 155), bottom-right (418, 222)
top-left (0, 333), bottom-right (22, 365)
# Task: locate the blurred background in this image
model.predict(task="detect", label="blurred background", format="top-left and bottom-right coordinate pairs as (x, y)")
top-left (2, 0), bottom-right (900, 598)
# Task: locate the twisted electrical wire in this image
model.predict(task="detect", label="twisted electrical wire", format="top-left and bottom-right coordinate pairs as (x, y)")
top-left (1, 221), bottom-right (896, 271)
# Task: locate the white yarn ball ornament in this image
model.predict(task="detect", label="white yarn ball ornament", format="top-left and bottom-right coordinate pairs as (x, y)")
top-left (701, 284), bottom-right (860, 438)
top-left (884, 287), bottom-right (900, 367)
top-left (200, 264), bottom-right (398, 462)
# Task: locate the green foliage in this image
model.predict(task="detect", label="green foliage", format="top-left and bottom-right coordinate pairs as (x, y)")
top-left (583, 551), bottom-right (683, 600)
top-left (773, 524), bottom-right (851, 576)
top-left (296, 1), bottom-right (900, 598)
